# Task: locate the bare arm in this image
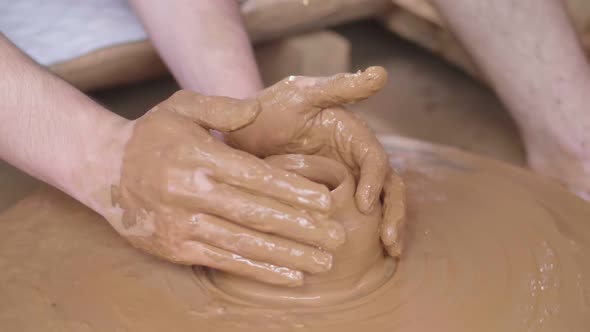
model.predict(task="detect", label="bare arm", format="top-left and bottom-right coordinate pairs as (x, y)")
top-left (0, 33), bottom-right (126, 209)
top-left (129, 0), bottom-right (263, 98)
top-left (431, 0), bottom-right (590, 196)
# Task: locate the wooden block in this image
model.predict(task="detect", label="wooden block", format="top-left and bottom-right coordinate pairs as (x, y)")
top-left (256, 30), bottom-right (351, 85)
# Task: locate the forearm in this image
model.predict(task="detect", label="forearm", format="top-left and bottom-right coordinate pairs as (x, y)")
top-left (130, 0), bottom-right (262, 98)
top-left (0, 34), bottom-right (126, 206)
top-left (431, 0), bottom-right (590, 153)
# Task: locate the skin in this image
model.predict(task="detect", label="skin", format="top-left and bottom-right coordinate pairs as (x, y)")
top-left (0, 33), bottom-right (401, 285)
top-left (4, 0), bottom-right (587, 286)
top-left (131, 0), bottom-right (407, 255)
top-left (128, 0), bottom-right (263, 98)
top-left (113, 91), bottom-right (347, 286)
top-left (431, 0), bottom-right (590, 200)
top-left (226, 68), bottom-right (407, 256)
top-left (132, 0), bottom-right (590, 201)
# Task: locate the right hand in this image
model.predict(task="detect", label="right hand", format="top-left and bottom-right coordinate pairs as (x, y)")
top-left (226, 67), bottom-right (406, 256)
top-left (102, 91), bottom-right (345, 286)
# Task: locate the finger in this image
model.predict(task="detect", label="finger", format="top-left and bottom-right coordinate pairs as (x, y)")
top-left (182, 137), bottom-right (333, 213)
top-left (273, 66), bottom-right (387, 110)
top-left (355, 149), bottom-right (389, 214)
top-left (209, 183), bottom-right (345, 251)
top-left (178, 241), bottom-right (303, 287)
top-left (166, 171), bottom-right (345, 251)
top-left (209, 148), bottom-right (333, 213)
top-left (380, 170), bottom-right (407, 257)
top-left (185, 213), bottom-right (333, 274)
top-left (162, 90), bottom-right (261, 131)
top-left (322, 108), bottom-right (389, 214)
top-left (385, 243), bottom-right (404, 258)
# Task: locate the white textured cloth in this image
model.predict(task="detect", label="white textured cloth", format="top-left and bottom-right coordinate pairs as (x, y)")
top-left (0, 0), bottom-right (147, 66)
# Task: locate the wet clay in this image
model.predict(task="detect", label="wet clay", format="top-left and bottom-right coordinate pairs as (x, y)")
top-left (1, 137), bottom-right (589, 331)
top-left (109, 91), bottom-right (348, 287)
top-left (99, 67), bottom-right (404, 287)
top-left (205, 155), bottom-right (396, 306)
top-left (224, 67), bottom-right (407, 257)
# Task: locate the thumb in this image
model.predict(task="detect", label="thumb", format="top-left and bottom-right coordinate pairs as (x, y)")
top-left (272, 66), bottom-right (388, 110)
top-left (380, 169), bottom-right (406, 257)
top-left (163, 90), bottom-right (261, 132)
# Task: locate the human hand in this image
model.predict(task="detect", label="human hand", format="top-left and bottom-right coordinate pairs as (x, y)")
top-left (97, 91), bottom-right (346, 287)
top-left (226, 67), bottom-right (406, 256)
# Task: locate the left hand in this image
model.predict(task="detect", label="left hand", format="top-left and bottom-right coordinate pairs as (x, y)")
top-left (226, 67), bottom-right (406, 257)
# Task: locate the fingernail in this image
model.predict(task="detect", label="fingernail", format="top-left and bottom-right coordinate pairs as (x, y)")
top-left (280, 270), bottom-right (304, 287)
top-left (383, 224), bottom-right (404, 257)
top-left (386, 243), bottom-right (403, 258)
top-left (381, 224), bottom-right (398, 246)
top-left (319, 220), bottom-right (346, 251)
top-left (357, 188), bottom-right (376, 214)
top-left (307, 251), bottom-right (333, 274)
top-left (362, 66), bottom-right (388, 91)
top-left (315, 189), bottom-right (333, 213)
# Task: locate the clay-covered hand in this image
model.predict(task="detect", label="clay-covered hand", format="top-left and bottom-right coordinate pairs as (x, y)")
top-left (226, 67), bottom-right (406, 256)
top-left (107, 91), bottom-right (346, 287)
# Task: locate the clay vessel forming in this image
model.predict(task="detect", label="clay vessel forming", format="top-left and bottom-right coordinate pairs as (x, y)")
top-left (207, 154), bottom-right (396, 307)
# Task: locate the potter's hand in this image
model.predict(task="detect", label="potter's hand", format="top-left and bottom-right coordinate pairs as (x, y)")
top-left (108, 91), bottom-right (345, 287)
top-left (226, 67), bottom-right (406, 257)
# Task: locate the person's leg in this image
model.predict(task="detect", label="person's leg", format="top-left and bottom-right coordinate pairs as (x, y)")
top-left (431, 0), bottom-right (590, 199)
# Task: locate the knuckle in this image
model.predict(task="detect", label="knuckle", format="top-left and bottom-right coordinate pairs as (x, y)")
top-left (168, 89), bottom-right (192, 102)
top-left (161, 241), bottom-right (190, 265)
top-left (159, 90), bottom-right (192, 110)
top-left (370, 150), bottom-right (389, 170)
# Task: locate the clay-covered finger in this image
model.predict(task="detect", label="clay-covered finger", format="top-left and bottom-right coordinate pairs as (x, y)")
top-left (273, 66), bottom-right (387, 110)
top-left (207, 184), bottom-right (344, 250)
top-left (166, 175), bottom-right (345, 250)
top-left (355, 149), bottom-right (389, 214)
top-left (185, 213), bottom-right (333, 273)
top-left (179, 241), bottom-right (303, 286)
top-left (210, 149), bottom-right (333, 213)
top-left (380, 170), bottom-right (407, 257)
top-left (162, 90), bottom-right (261, 131)
top-left (318, 107), bottom-right (389, 214)
top-left (165, 162), bottom-right (345, 250)
top-left (183, 139), bottom-right (333, 213)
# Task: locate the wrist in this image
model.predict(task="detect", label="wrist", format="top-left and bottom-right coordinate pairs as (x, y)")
top-left (179, 65), bottom-right (263, 99)
top-left (63, 110), bottom-right (134, 220)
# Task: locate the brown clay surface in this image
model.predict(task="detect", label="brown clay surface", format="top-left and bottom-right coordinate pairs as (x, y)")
top-left (1, 137), bottom-right (589, 331)
top-left (207, 155), bottom-right (396, 307)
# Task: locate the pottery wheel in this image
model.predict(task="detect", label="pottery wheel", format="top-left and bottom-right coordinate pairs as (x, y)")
top-left (0, 136), bottom-right (589, 331)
